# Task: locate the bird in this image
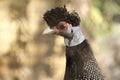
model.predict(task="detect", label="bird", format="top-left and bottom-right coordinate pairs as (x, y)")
top-left (43, 6), bottom-right (105, 80)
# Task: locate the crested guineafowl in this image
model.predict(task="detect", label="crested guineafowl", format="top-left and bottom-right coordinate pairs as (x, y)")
top-left (43, 6), bottom-right (105, 80)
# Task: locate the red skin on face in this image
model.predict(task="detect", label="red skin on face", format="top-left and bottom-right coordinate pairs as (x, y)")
top-left (52, 21), bottom-right (70, 34)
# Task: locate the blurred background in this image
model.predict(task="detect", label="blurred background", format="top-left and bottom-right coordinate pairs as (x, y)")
top-left (0, 0), bottom-right (120, 80)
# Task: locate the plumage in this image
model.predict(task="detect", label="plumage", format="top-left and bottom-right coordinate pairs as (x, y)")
top-left (64, 40), bottom-right (105, 80)
top-left (43, 6), bottom-right (105, 80)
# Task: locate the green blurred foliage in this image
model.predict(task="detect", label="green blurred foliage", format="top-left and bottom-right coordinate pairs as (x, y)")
top-left (82, 0), bottom-right (120, 38)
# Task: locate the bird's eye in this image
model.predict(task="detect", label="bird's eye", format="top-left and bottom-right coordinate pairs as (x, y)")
top-left (56, 22), bottom-right (67, 30)
top-left (59, 25), bottom-right (65, 29)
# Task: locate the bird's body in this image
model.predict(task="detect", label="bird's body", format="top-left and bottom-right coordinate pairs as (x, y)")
top-left (43, 6), bottom-right (105, 80)
top-left (64, 40), bottom-right (105, 80)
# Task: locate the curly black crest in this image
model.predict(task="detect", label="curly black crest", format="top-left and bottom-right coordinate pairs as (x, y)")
top-left (43, 7), bottom-right (81, 28)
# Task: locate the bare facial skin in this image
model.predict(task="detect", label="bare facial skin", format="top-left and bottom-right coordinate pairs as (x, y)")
top-left (52, 21), bottom-right (70, 34)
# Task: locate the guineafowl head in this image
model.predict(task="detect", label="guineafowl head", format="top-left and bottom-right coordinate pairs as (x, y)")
top-left (43, 6), bottom-right (81, 39)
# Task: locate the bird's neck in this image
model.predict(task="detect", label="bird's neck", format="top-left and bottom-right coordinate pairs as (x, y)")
top-left (64, 26), bottom-right (85, 47)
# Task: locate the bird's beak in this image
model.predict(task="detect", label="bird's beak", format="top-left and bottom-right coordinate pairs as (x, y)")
top-left (42, 27), bottom-right (55, 35)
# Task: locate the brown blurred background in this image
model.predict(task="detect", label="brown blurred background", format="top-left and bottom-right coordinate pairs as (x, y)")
top-left (0, 0), bottom-right (120, 80)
